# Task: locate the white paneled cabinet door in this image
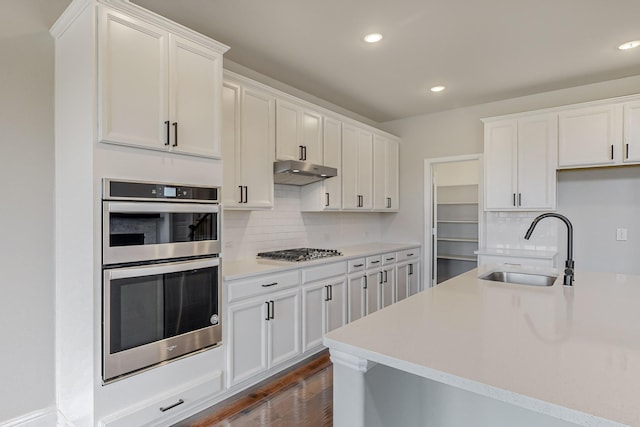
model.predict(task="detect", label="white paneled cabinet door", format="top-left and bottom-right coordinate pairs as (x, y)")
top-left (365, 270), bottom-right (380, 315)
top-left (380, 266), bottom-right (395, 308)
top-left (373, 135), bottom-right (387, 210)
top-left (342, 124), bottom-right (360, 209)
top-left (624, 101), bottom-right (640, 163)
top-left (169, 35), bottom-right (221, 158)
top-left (222, 81), bottom-right (241, 206)
top-left (357, 129), bottom-right (374, 209)
top-left (326, 278), bottom-right (346, 332)
top-left (323, 117), bottom-right (342, 209)
top-left (99, 9), bottom-right (168, 149)
top-left (386, 139), bottom-right (400, 210)
top-left (558, 105), bottom-right (619, 167)
top-left (241, 87), bottom-right (275, 208)
top-left (347, 273), bottom-right (365, 322)
top-left (275, 100), bottom-right (323, 164)
top-left (228, 298), bottom-right (268, 386)
top-left (396, 263), bottom-right (409, 302)
top-left (517, 114), bottom-right (557, 210)
top-left (268, 289), bottom-right (301, 368)
top-left (408, 262), bottom-right (421, 296)
top-left (302, 282), bottom-right (325, 352)
top-left (484, 120), bottom-right (517, 210)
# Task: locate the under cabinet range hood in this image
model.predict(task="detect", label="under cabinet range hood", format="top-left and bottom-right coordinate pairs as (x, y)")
top-left (273, 160), bottom-right (337, 185)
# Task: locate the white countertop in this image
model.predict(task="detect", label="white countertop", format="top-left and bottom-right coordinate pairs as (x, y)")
top-left (324, 265), bottom-right (640, 426)
top-left (222, 242), bottom-right (420, 281)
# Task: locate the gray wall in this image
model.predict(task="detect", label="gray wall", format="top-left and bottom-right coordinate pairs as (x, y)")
top-left (0, 32), bottom-right (55, 420)
top-left (381, 75), bottom-right (640, 274)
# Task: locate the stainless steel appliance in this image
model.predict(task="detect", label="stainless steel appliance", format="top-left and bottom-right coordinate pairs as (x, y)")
top-left (273, 160), bottom-right (337, 185)
top-left (102, 179), bottom-right (222, 382)
top-left (257, 248), bottom-right (342, 262)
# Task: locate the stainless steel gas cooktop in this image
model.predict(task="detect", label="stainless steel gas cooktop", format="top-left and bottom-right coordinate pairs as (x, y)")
top-left (257, 248), bottom-right (343, 262)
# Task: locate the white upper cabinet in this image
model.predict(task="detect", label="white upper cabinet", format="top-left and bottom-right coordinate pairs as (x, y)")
top-left (623, 101), bottom-right (640, 163)
top-left (98, 8), bottom-right (222, 158)
top-left (222, 79), bottom-right (275, 209)
top-left (275, 99), bottom-right (323, 164)
top-left (484, 113), bottom-right (557, 211)
top-left (342, 123), bottom-right (373, 210)
top-left (373, 134), bottom-right (399, 211)
top-left (558, 104), bottom-right (621, 168)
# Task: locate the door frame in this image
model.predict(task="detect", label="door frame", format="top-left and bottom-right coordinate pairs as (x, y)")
top-left (424, 154), bottom-right (484, 287)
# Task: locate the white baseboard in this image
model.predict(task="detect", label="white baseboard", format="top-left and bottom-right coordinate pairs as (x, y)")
top-left (0, 407), bottom-right (63, 427)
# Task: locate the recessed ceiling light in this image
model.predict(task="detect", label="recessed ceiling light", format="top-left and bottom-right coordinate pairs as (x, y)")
top-left (364, 33), bottom-right (383, 43)
top-left (430, 85), bottom-right (446, 92)
top-left (618, 40), bottom-right (640, 50)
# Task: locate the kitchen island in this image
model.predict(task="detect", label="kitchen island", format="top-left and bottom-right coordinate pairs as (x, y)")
top-left (324, 266), bottom-right (640, 427)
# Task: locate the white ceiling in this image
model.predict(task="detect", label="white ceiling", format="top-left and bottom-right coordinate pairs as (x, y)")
top-left (10, 0), bottom-right (640, 122)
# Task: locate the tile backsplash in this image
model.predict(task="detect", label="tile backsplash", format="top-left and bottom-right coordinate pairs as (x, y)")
top-left (223, 185), bottom-right (384, 261)
top-left (485, 211), bottom-right (561, 252)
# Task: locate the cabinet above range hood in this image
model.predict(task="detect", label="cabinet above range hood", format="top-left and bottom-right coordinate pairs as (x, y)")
top-left (273, 160), bottom-right (337, 186)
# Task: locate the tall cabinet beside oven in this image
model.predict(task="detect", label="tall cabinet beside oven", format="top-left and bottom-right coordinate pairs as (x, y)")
top-left (51, 1), bottom-right (228, 426)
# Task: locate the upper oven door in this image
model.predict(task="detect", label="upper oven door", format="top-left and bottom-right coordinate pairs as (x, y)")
top-left (103, 201), bottom-right (220, 265)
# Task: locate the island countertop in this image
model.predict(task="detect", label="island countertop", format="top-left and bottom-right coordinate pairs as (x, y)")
top-left (324, 266), bottom-right (640, 426)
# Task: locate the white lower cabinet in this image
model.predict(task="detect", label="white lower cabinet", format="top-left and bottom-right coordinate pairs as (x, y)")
top-left (380, 265), bottom-right (396, 309)
top-left (302, 277), bottom-right (346, 352)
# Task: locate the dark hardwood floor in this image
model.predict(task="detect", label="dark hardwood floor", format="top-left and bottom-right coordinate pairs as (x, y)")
top-left (174, 351), bottom-right (333, 426)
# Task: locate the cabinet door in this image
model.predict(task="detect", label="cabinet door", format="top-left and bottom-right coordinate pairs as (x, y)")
top-left (227, 298), bottom-right (268, 386)
top-left (222, 81), bottom-right (241, 206)
top-left (517, 114), bottom-right (557, 210)
top-left (169, 35), bottom-right (222, 158)
top-left (357, 129), bottom-right (374, 209)
top-left (408, 262), bottom-right (421, 296)
top-left (322, 117), bottom-right (342, 210)
top-left (396, 263), bottom-right (409, 302)
top-left (380, 266), bottom-right (395, 308)
top-left (302, 282), bottom-right (325, 352)
top-left (98, 9), bottom-right (168, 150)
top-left (342, 124), bottom-right (360, 209)
top-left (241, 87), bottom-right (275, 208)
top-left (301, 109), bottom-right (323, 165)
top-left (623, 101), bottom-right (640, 163)
top-left (373, 135), bottom-right (387, 210)
top-left (268, 289), bottom-right (301, 368)
top-left (484, 120), bottom-right (517, 210)
top-left (558, 105), bottom-right (619, 167)
top-left (386, 139), bottom-right (400, 210)
top-left (365, 270), bottom-right (381, 315)
top-left (326, 278), bottom-right (347, 332)
top-left (347, 273), bottom-right (365, 322)
top-left (275, 100), bottom-right (300, 161)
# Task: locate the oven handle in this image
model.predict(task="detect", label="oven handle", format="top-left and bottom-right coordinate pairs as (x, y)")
top-left (106, 257), bottom-right (219, 280)
top-left (105, 201), bottom-right (218, 214)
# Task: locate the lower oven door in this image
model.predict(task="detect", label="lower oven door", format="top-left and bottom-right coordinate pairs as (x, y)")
top-left (103, 257), bottom-right (221, 382)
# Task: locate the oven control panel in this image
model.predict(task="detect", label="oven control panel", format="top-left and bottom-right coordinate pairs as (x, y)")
top-left (103, 179), bottom-right (219, 203)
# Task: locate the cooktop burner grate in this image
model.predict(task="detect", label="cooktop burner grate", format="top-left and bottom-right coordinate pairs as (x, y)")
top-left (257, 248), bottom-right (343, 262)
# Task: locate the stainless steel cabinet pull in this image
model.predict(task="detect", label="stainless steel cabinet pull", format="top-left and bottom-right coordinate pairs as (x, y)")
top-left (164, 121), bottom-right (170, 146)
top-left (325, 192), bottom-right (330, 207)
top-left (172, 122), bottom-right (178, 147)
top-left (270, 301), bottom-right (275, 319)
top-left (265, 301), bottom-right (270, 320)
top-left (261, 282), bottom-right (278, 287)
top-left (160, 399), bottom-right (184, 412)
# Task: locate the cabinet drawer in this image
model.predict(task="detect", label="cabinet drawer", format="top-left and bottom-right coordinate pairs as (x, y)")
top-left (227, 270), bottom-right (299, 303)
top-left (302, 261), bottom-right (347, 283)
top-left (397, 247), bottom-right (420, 261)
top-left (366, 254), bottom-right (382, 269)
top-left (100, 370), bottom-right (223, 427)
top-left (348, 258), bottom-right (366, 272)
top-left (381, 252), bottom-right (397, 266)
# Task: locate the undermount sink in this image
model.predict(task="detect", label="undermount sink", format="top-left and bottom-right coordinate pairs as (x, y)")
top-left (479, 270), bottom-right (558, 287)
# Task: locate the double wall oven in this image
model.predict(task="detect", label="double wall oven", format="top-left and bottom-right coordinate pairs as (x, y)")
top-left (102, 179), bottom-right (222, 382)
